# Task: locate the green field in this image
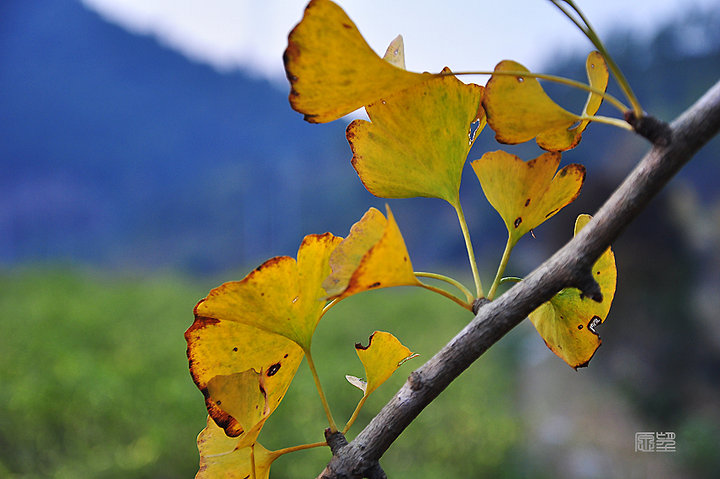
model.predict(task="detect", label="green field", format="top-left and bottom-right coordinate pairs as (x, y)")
top-left (0, 267), bottom-right (526, 478)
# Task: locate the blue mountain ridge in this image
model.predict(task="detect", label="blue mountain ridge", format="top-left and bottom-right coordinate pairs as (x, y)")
top-left (1, 0), bottom-right (718, 274)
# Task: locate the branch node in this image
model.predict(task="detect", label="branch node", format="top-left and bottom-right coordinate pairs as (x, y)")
top-left (624, 110), bottom-right (673, 147)
top-left (408, 371), bottom-right (424, 391)
top-left (472, 297), bottom-right (490, 315)
top-left (325, 429), bottom-right (349, 455)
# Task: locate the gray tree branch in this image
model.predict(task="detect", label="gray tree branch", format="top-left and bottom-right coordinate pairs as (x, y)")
top-left (316, 78), bottom-right (720, 479)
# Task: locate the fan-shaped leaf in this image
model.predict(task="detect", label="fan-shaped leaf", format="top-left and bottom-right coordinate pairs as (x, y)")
top-left (483, 52), bottom-right (608, 151)
top-left (194, 233), bottom-right (342, 350)
top-left (196, 416), bottom-right (276, 479)
top-left (323, 206), bottom-right (420, 299)
top-left (284, 0), bottom-right (431, 123)
top-left (186, 318), bottom-right (304, 437)
top-left (347, 70), bottom-right (484, 207)
top-left (471, 150), bottom-right (585, 246)
top-left (528, 214), bottom-right (617, 369)
top-left (353, 331), bottom-right (417, 397)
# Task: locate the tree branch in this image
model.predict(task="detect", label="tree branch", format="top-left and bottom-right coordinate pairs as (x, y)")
top-left (316, 78), bottom-right (720, 478)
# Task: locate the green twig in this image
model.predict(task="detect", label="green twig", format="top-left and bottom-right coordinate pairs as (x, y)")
top-left (580, 114), bottom-right (634, 130)
top-left (415, 271), bottom-right (474, 303)
top-left (549, 0), bottom-right (643, 116)
top-left (487, 235), bottom-right (514, 300)
top-left (418, 282), bottom-right (473, 311)
top-left (453, 202), bottom-right (484, 298)
top-left (304, 349), bottom-right (338, 432)
top-left (342, 395), bottom-right (368, 434)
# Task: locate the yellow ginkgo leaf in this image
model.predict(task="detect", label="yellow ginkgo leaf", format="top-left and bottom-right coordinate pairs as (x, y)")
top-left (471, 150), bottom-right (585, 246)
top-left (185, 316), bottom-right (304, 437)
top-left (347, 69), bottom-right (485, 207)
top-left (323, 206), bottom-right (420, 299)
top-left (527, 51), bottom-right (610, 150)
top-left (196, 416), bottom-right (277, 479)
top-left (284, 0), bottom-right (431, 123)
top-left (353, 331), bottom-right (417, 397)
top-left (483, 52), bottom-right (608, 151)
top-left (528, 214), bottom-right (617, 369)
top-left (206, 370), bottom-right (269, 449)
top-left (194, 233), bottom-right (342, 351)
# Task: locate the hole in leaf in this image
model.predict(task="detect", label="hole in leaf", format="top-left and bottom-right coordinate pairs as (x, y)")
top-left (468, 119), bottom-right (481, 144)
top-left (514, 217), bottom-right (522, 228)
top-left (577, 324), bottom-right (583, 330)
top-left (588, 316), bottom-right (602, 336)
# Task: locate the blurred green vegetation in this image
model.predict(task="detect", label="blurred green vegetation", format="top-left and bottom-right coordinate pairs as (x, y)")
top-left (0, 267), bottom-right (525, 478)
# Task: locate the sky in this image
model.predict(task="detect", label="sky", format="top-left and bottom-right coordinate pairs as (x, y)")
top-left (80, 0), bottom-right (720, 85)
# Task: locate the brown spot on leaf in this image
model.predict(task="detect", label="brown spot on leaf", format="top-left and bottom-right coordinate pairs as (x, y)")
top-left (232, 347), bottom-right (238, 352)
top-left (577, 324), bottom-right (583, 330)
top-left (514, 217), bottom-right (522, 228)
top-left (284, 353), bottom-right (289, 359)
top-left (524, 198), bottom-right (531, 207)
top-left (342, 22), bottom-right (352, 29)
top-left (559, 168), bottom-right (568, 177)
top-left (545, 208), bottom-right (559, 218)
top-left (369, 281), bottom-right (381, 288)
top-left (267, 363), bottom-right (281, 377)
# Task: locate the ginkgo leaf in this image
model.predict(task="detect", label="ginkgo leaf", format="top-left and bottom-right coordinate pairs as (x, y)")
top-left (528, 214), bottom-right (617, 369)
top-left (483, 51), bottom-right (608, 151)
top-left (185, 317), bottom-right (304, 437)
top-left (526, 51), bottom-right (610, 150)
top-left (323, 206), bottom-right (420, 299)
top-left (353, 331), bottom-right (417, 397)
top-left (194, 233), bottom-right (342, 351)
top-left (383, 35), bottom-right (406, 69)
top-left (206, 370), bottom-right (269, 449)
top-left (284, 0), bottom-right (431, 123)
top-left (347, 69), bottom-right (485, 207)
top-left (196, 416), bottom-right (277, 479)
top-left (471, 150), bottom-right (585, 246)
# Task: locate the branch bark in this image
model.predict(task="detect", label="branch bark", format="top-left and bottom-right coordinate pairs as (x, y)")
top-left (316, 78), bottom-right (720, 479)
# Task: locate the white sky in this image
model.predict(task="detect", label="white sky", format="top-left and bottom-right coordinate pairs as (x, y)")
top-left (81, 0), bottom-right (720, 84)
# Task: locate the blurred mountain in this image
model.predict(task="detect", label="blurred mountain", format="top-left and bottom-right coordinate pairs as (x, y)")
top-left (1, 0), bottom-right (719, 274)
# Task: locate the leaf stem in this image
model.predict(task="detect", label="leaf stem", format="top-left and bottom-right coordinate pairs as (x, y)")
top-left (342, 395), bottom-right (368, 434)
top-left (580, 114), bottom-right (634, 131)
top-left (445, 69), bottom-right (629, 114)
top-left (487, 235), bottom-right (514, 300)
top-left (304, 349), bottom-right (338, 432)
top-left (549, 0), bottom-right (643, 116)
top-left (453, 202), bottom-right (484, 298)
top-left (499, 276), bottom-right (523, 285)
top-left (418, 282), bottom-right (473, 311)
top-left (272, 441), bottom-right (328, 457)
top-left (414, 271), bottom-right (474, 303)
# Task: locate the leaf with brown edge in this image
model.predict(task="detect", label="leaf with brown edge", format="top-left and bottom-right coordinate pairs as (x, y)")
top-left (347, 69), bottom-right (485, 207)
top-left (196, 415), bottom-right (277, 479)
top-left (283, 0), bottom-right (432, 123)
top-left (193, 233), bottom-right (342, 351)
top-left (527, 51), bottom-right (610, 150)
top-left (206, 370), bottom-right (270, 449)
top-left (322, 206), bottom-right (420, 299)
top-left (483, 52), bottom-right (608, 151)
top-left (471, 150), bottom-right (585, 247)
top-left (185, 317), bottom-right (304, 437)
top-left (528, 214), bottom-right (617, 369)
top-left (352, 331), bottom-right (417, 397)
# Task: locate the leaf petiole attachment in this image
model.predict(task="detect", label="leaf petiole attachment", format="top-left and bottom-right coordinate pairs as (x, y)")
top-left (304, 348), bottom-right (339, 432)
top-left (415, 271), bottom-right (474, 304)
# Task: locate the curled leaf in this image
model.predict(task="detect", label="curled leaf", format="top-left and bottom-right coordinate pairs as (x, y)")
top-left (471, 150), bottom-right (585, 246)
top-left (185, 319), bottom-right (304, 437)
top-left (354, 331), bottom-right (417, 397)
top-left (347, 69), bottom-right (485, 207)
top-left (483, 51), bottom-right (608, 151)
top-left (345, 375), bottom-right (368, 393)
top-left (284, 0), bottom-right (431, 123)
top-left (322, 206), bottom-right (420, 299)
top-left (528, 214), bottom-right (617, 369)
top-left (196, 416), bottom-right (276, 479)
